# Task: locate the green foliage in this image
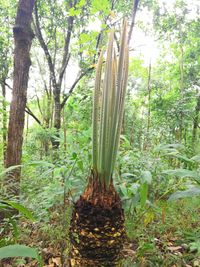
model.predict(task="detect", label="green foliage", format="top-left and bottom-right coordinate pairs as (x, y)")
top-left (0, 245), bottom-right (42, 266)
top-left (0, 165), bottom-right (22, 178)
top-left (169, 188), bottom-right (200, 201)
top-left (140, 171), bottom-right (152, 207)
top-left (0, 200), bottom-right (36, 221)
top-left (189, 240), bottom-right (200, 255)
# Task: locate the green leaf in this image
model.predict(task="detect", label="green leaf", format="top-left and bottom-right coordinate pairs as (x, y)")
top-left (155, 143), bottom-right (184, 152)
top-left (69, 7), bottom-right (81, 16)
top-left (140, 183), bottom-right (148, 207)
top-left (174, 154), bottom-right (193, 163)
top-left (141, 171), bottom-right (152, 184)
top-left (1, 201), bottom-right (35, 221)
top-left (162, 169), bottom-right (198, 178)
top-left (26, 161), bottom-right (54, 167)
top-left (119, 184), bottom-right (128, 197)
top-left (72, 152), bottom-right (77, 160)
top-left (0, 245), bottom-right (41, 264)
top-left (0, 165), bottom-right (22, 177)
top-left (191, 154), bottom-right (200, 162)
top-left (0, 203), bottom-right (9, 209)
top-left (130, 183), bottom-right (140, 194)
top-left (77, 160), bottom-right (84, 171)
top-left (121, 173), bottom-right (135, 178)
top-left (168, 187), bottom-right (200, 201)
top-left (77, 0), bottom-right (86, 8)
top-left (189, 240), bottom-right (200, 255)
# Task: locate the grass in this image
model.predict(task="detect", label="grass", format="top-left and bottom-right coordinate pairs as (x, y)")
top-left (124, 198), bottom-right (200, 266)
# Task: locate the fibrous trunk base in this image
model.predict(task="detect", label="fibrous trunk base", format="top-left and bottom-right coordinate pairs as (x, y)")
top-left (69, 179), bottom-right (125, 267)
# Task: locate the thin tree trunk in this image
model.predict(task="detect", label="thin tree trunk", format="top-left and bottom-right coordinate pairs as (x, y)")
top-left (5, 0), bottom-right (35, 197)
top-left (25, 113), bottom-right (29, 145)
top-left (192, 94), bottom-right (200, 147)
top-left (147, 62), bottom-right (151, 135)
top-left (144, 61), bottom-right (151, 150)
top-left (179, 45), bottom-right (184, 142)
top-left (34, 1), bottom-right (73, 149)
top-left (1, 82), bottom-right (7, 164)
top-left (52, 87), bottom-right (61, 149)
top-left (63, 108), bottom-right (67, 152)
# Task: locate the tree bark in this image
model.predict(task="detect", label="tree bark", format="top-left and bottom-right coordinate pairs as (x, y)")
top-left (5, 0), bottom-right (35, 197)
top-left (128, 0), bottom-right (140, 44)
top-left (1, 82), bottom-right (7, 164)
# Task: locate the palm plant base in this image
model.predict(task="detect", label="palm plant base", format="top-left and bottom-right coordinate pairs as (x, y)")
top-left (69, 177), bottom-right (125, 267)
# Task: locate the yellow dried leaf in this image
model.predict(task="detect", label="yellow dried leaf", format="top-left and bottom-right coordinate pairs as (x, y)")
top-left (144, 211), bottom-right (154, 226)
top-left (74, 249), bottom-right (79, 255)
top-left (90, 64), bottom-right (96, 69)
top-left (109, 11), bottom-right (115, 18)
top-left (80, 230), bottom-right (88, 236)
top-left (85, 232), bottom-right (95, 238)
top-left (52, 257), bottom-right (61, 266)
top-left (70, 259), bottom-right (76, 267)
top-left (113, 232), bottom-right (121, 237)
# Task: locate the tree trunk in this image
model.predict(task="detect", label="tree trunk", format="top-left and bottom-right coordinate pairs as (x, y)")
top-left (5, 0), bottom-right (35, 197)
top-left (63, 107), bottom-right (67, 152)
top-left (144, 61), bottom-right (151, 150)
top-left (179, 45), bottom-right (184, 142)
top-left (1, 82), bottom-right (7, 164)
top-left (192, 94), bottom-right (200, 147)
top-left (69, 172), bottom-right (125, 267)
top-left (52, 85), bottom-right (61, 149)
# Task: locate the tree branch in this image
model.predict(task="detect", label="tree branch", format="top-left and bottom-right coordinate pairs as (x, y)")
top-left (0, 79), bottom-right (12, 90)
top-left (58, 0), bottom-right (75, 86)
top-left (128, 0), bottom-right (140, 43)
top-left (25, 106), bottom-right (42, 126)
top-left (33, 1), bottom-right (57, 89)
top-left (35, 52), bottom-right (50, 98)
top-left (60, 67), bottom-right (94, 109)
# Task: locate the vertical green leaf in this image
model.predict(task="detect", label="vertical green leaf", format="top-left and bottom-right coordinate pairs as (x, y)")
top-left (92, 50), bottom-right (103, 171)
top-left (92, 20), bottom-right (129, 185)
top-left (140, 183), bottom-right (148, 207)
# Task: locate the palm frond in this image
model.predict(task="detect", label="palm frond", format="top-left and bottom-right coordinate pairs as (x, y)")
top-left (92, 50), bottom-right (103, 171)
top-left (92, 21), bottom-right (129, 185)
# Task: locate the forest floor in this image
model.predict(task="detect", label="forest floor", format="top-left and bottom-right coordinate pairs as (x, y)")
top-left (1, 198), bottom-right (200, 267)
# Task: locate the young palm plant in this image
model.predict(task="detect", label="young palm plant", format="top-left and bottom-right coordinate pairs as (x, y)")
top-left (69, 21), bottom-right (129, 267)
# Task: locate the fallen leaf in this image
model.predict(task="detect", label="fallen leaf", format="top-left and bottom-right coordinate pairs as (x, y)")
top-left (168, 246), bottom-right (182, 252)
top-left (193, 260), bottom-right (200, 267)
top-left (52, 257), bottom-right (61, 266)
